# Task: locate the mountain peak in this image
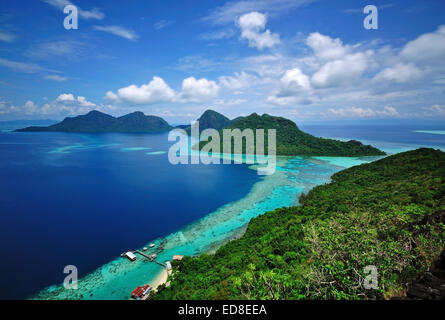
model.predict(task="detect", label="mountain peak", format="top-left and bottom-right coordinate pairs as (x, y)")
top-left (86, 110), bottom-right (107, 116)
top-left (16, 110), bottom-right (172, 133)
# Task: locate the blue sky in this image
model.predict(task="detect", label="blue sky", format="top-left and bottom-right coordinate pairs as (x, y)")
top-left (0, 0), bottom-right (445, 123)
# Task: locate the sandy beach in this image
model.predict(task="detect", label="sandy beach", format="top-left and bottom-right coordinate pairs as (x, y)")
top-left (152, 269), bottom-right (170, 291)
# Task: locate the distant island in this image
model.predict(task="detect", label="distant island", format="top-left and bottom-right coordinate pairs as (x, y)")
top-left (16, 110), bottom-right (172, 133)
top-left (16, 109), bottom-right (385, 156)
top-left (194, 110), bottom-right (385, 157)
top-left (182, 109), bottom-right (232, 134)
top-left (154, 148), bottom-right (445, 300)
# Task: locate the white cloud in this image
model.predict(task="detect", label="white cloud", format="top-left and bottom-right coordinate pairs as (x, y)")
top-left (218, 71), bottom-right (257, 90)
top-left (311, 52), bottom-right (371, 88)
top-left (379, 106), bottom-right (400, 117)
top-left (265, 67), bottom-right (312, 105)
top-left (0, 94), bottom-right (105, 118)
top-left (214, 98), bottom-right (247, 106)
top-left (56, 93), bottom-right (95, 107)
top-left (201, 0), bottom-right (314, 25)
top-left (107, 77), bottom-right (176, 105)
top-left (154, 20), bottom-right (173, 30)
top-left (179, 77), bottom-right (220, 102)
top-left (25, 40), bottom-right (84, 60)
top-left (401, 25), bottom-right (445, 64)
top-left (236, 12), bottom-right (280, 50)
top-left (44, 75), bottom-right (68, 82)
top-left (0, 58), bottom-right (43, 73)
top-left (57, 93), bottom-right (75, 102)
top-left (278, 68), bottom-right (311, 95)
top-left (23, 101), bottom-right (38, 115)
top-left (94, 25), bottom-right (138, 41)
top-left (374, 63), bottom-right (422, 83)
top-left (422, 104), bottom-right (445, 116)
top-left (328, 106), bottom-right (399, 118)
top-left (306, 32), bottom-right (350, 61)
top-left (77, 96), bottom-right (96, 107)
top-left (104, 91), bottom-right (119, 102)
top-left (266, 95), bottom-right (300, 106)
top-left (43, 0), bottom-right (105, 20)
top-left (106, 76), bottom-right (221, 105)
top-left (0, 31), bottom-right (16, 42)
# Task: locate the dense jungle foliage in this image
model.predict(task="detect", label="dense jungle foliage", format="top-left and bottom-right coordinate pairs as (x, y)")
top-left (198, 112), bottom-right (385, 156)
top-left (155, 148), bottom-right (445, 300)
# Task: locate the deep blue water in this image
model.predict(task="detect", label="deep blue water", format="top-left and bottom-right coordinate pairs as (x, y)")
top-left (1, 122), bottom-right (444, 299)
top-left (300, 123), bottom-right (445, 151)
top-left (0, 131), bottom-right (260, 299)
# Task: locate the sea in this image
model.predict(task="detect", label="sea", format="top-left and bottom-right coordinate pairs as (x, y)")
top-left (0, 121), bottom-right (444, 299)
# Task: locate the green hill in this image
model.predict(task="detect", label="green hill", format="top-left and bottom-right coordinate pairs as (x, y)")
top-left (182, 109), bottom-right (232, 134)
top-left (15, 110), bottom-right (172, 133)
top-left (198, 112), bottom-right (385, 156)
top-left (155, 148), bottom-right (445, 300)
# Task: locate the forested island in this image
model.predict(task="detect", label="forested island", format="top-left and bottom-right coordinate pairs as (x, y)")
top-left (16, 110), bottom-right (172, 133)
top-left (16, 109), bottom-right (384, 157)
top-left (181, 109), bottom-right (232, 134)
top-left (197, 112), bottom-right (385, 156)
top-left (155, 148), bottom-right (445, 300)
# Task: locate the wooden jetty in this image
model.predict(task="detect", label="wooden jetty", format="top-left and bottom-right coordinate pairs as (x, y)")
top-left (133, 250), bottom-right (166, 267)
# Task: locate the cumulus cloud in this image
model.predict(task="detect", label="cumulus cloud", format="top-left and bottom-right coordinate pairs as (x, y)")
top-left (218, 71), bottom-right (257, 91)
top-left (94, 25), bottom-right (138, 41)
top-left (57, 93), bottom-right (96, 107)
top-left (105, 77), bottom-right (176, 105)
top-left (277, 68), bottom-right (311, 96)
top-left (374, 63), bottom-right (422, 83)
top-left (57, 93), bottom-right (75, 102)
top-left (23, 101), bottom-right (38, 115)
top-left (401, 25), bottom-right (445, 64)
top-left (236, 12), bottom-right (280, 50)
top-left (77, 96), bottom-right (96, 107)
top-left (0, 94), bottom-right (107, 119)
top-left (106, 76), bottom-right (220, 105)
top-left (312, 52), bottom-right (371, 88)
top-left (306, 32), bottom-right (350, 61)
top-left (179, 77), bottom-right (220, 102)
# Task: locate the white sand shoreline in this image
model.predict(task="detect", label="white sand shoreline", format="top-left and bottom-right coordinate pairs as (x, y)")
top-left (152, 268), bottom-right (170, 291)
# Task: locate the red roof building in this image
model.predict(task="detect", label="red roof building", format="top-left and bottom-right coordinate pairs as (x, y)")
top-left (131, 284), bottom-right (151, 300)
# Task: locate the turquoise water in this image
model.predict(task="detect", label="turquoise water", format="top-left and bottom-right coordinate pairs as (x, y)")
top-left (34, 152), bottom-right (371, 300)
top-left (0, 132), bottom-right (261, 299)
top-left (414, 130), bottom-right (445, 135)
top-left (21, 123), bottom-right (445, 300)
top-left (121, 147), bottom-right (152, 152)
top-left (146, 151), bottom-right (167, 155)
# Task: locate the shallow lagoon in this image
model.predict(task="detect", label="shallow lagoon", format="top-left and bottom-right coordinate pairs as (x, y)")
top-left (34, 154), bottom-right (347, 300)
top-left (0, 132), bottom-right (261, 299)
top-left (1, 122), bottom-right (444, 299)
